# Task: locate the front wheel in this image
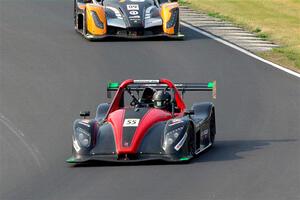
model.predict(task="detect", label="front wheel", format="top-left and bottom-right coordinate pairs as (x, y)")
top-left (74, 0), bottom-right (77, 27)
top-left (187, 124), bottom-right (196, 157)
top-left (209, 110), bottom-right (216, 145)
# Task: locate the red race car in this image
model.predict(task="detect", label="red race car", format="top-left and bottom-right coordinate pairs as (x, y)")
top-left (67, 79), bottom-right (216, 163)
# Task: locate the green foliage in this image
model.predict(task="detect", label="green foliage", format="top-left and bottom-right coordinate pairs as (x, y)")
top-left (183, 0), bottom-right (300, 70)
top-left (253, 27), bottom-right (262, 33)
top-left (207, 12), bottom-right (230, 21)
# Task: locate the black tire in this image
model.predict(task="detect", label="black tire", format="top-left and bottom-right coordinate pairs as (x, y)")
top-left (209, 110), bottom-right (216, 145)
top-left (174, 8), bottom-right (180, 34)
top-left (74, 0), bottom-right (77, 27)
top-left (188, 123), bottom-right (196, 157)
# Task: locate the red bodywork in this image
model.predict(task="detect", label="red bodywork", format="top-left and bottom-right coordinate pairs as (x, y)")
top-left (105, 79), bottom-right (186, 154)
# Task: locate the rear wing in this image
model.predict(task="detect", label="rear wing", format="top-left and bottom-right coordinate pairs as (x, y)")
top-left (107, 80), bottom-right (216, 99)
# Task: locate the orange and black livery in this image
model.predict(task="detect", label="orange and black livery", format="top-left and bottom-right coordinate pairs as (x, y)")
top-left (74, 0), bottom-right (184, 40)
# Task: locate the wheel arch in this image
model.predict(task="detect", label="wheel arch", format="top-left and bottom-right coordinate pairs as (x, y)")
top-left (191, 102), bottom-right (215, 121)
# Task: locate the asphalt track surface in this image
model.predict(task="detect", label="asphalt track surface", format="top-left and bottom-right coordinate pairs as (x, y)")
top-left (1, 0), bottom-right (300, 200)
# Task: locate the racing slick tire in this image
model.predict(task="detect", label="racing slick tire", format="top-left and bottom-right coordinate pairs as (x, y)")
top-left (187, 123), bottom-right (196, 157)
top-left (209, 109), bottom-right (216, 145)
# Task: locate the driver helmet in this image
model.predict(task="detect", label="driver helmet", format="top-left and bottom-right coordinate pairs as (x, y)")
top-left (152, 90), bottom-right (171, 109)
top-left (140, 87), bottom-right (156, 104)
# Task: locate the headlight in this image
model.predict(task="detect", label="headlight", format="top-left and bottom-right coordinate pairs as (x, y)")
top-left (91, 11), bottom-right (104, 29)
top-left (75, 127), bottom-right (91, 147)
top-left (163, 126), bottom-right (184, 150)
top-left (166, 8), bottom-right (179, 28)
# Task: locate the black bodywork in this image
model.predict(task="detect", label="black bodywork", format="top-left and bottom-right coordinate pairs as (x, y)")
top-left (73, 0), bottom-right (184, 40)
top-left (67, 80), bottom-right (216, 163)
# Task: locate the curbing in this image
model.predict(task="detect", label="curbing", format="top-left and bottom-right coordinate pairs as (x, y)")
top-left (179, 6), bottom-right (279, 52)
top-left (181, 21), bottom-right (300, 78)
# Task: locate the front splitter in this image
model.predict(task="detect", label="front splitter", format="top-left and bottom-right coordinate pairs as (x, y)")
top-left (66, 154), bottom-right (192, 164)
top-left (83, 33), bottom-right (185, 41)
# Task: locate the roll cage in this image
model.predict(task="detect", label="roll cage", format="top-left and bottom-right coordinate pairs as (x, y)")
top-left (106, 79), bottom-right (186, 116)
top-left (105, 79), bottom-right (216, 119)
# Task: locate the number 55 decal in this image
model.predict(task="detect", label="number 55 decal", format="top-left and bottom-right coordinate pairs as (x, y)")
top-left (123, 119), bottom-right (140, 127)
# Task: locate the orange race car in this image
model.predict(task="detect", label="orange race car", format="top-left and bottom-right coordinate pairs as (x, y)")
top-left (73, 0), bottom-right (184, 40)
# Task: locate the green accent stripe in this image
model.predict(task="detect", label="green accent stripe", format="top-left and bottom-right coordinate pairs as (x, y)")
top-left (108, 82), bottom-right (119, 89)
top-left (207, 82), bottom-right (214, 88)
top-left (179, 157), bottom-right (190, 161)
top-left (66, 157), bottom-right (77, 163)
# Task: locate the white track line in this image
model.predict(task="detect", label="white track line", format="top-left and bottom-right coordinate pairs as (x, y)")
top-left (0, 113), bottom-right (42, 169)
top-left (181, 22), bottom-right (300, 78)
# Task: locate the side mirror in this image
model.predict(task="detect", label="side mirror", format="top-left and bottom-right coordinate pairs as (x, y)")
top-left (80, 111), bottom-right (90, 118)
top-left (184, 109), bottom-right (194, 116)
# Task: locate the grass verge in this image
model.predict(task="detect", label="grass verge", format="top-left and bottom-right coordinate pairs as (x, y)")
top-left (179, 0), bottom-right (300, 72)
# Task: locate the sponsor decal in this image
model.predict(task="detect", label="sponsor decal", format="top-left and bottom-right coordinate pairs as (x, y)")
top-left (127, 4), bottom-right (139, 10)
top-left (123, 118), bottom-right (140, 127)
top-left (168, 119), bottom-right (184, 126)
top-left (129, 10), bottom-right (139, 15)
top-left (129, 15), bottom-right (140, 19)
top-left (133, 80), bottom-right (159, 83)
top-left (129, 19), bottom-right (140, 23)
top-left (130, 0), bottom-right (144, 2)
